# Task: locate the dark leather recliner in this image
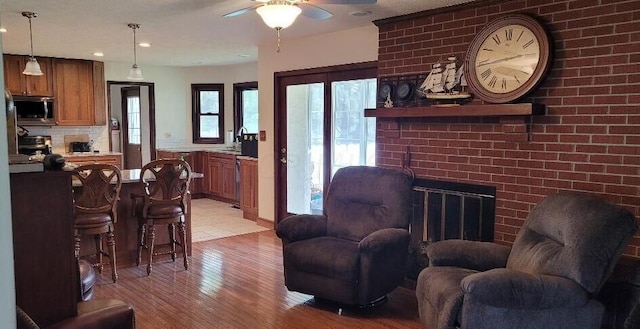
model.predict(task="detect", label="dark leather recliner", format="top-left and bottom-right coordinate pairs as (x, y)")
top-left (276, 166), bottom-right (414, 306)
top-left (416, 192), bottom-right (638, 329)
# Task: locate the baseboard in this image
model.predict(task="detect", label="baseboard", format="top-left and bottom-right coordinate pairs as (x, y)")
top-left (257, 217), bottom-right (274, 229)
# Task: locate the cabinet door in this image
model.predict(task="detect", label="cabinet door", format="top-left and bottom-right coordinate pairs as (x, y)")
top-left (207, 157), bottom-right (223, 196)
top-left (92, 61), bottom-right (106, 125)
top-left (240, 159), bottom-right (258, 220)
top-left (54, 59), bottom-right (94, 126)
top-left (3, 55), bottom-right (53, 97)
top-left (221, 159), bottom-right (237, 200)
top-left (3, 55), bottom-right (27, 96)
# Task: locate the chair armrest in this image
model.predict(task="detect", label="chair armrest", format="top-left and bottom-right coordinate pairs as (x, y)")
top-left (47, 299), bottom-right (135, 329)
top-left (276, 214), bottom-right (327, 243)
top-left (461, 268), bottom-right (589, 309)
top-left (427, 239), bottom-right (511, 271)
top-left (359, 228), bottom-right (410, 253)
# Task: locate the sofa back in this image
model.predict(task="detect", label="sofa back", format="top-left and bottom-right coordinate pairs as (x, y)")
top-left (325, 166), bottom-right (413, 241)
top-left (507, 192), bottom-right (637, 293)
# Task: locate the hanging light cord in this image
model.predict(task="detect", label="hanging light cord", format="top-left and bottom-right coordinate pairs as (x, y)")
top-left (128, 23), bottom-right (140, 67)
top-left (27, 14), bottom-right (35, 59)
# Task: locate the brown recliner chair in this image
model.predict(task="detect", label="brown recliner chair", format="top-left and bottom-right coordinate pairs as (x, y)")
top-left (17, 259), bottom-right (135, 329)
top-left (276, 166), bottom-right (414, 306)
top-left (416, 192), bottom-right (638, 329)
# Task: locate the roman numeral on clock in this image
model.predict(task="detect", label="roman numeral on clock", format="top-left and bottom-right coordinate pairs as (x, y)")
top-left (480, 69), bottom-right (492, 80)
top-left (505, 28), bottom-right (513, 41)
top-left (523, 39), bottom-right (534, 49)
top-left (488, 76), bottom-right (497, 88)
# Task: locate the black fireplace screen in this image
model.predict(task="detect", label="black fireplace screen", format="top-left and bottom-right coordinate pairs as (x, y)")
top-left (407, 178), bottom-right (496, 279)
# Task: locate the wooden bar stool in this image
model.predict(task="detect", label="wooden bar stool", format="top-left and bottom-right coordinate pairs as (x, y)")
top-left (72, 164), bottom-right (122, 283)
top-left (133, 159), bottom-right (192, 275)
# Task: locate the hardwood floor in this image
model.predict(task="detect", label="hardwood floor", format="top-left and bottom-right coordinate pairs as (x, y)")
top-left (94, 230), bottom-right (422, 329)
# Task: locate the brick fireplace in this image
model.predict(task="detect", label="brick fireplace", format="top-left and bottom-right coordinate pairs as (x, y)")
top-left (374, 0), bottom-right (640, 257)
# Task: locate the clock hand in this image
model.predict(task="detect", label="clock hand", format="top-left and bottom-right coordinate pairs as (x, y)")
top-left (476, 53), bottom-right (537, 68)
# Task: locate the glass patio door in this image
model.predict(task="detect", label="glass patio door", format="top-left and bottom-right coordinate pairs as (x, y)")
top-left (277, 65), bottom-right (377, 221)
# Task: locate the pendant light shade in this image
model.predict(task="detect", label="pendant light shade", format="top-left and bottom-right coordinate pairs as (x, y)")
top-left (126, 23), bottom-right (144, 81)
top-left (256, 3), bottom-right (302, 29)
top-left (22, 12), bottom-right (43, 76)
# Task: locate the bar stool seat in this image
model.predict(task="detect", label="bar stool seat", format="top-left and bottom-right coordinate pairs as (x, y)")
top-left (72, 164), bottom-right (122, 283)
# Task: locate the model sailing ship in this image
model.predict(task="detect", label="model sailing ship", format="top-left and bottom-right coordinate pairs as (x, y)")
top-left (417, 57), bottom-right (471, 103)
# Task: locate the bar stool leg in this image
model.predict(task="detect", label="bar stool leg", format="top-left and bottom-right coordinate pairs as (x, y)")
top-left (106, 229), bottom-right (118, 283)
top-left (94, 234), bottom-right (104, 274)
top-left (146, 224), bottom-right (156, 275)
top-left (168, 223), bottom-right (176, 262)
top-left (136, 224), bottom-right (146, 267)
top-left (74, 233), bottom-right (81, 258)
top-left (178, 220), bottom-right (188, 270)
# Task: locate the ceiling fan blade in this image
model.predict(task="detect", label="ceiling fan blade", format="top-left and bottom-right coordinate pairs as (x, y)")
top-left (308, 0), bottom-right (377, 4)
top-left (300, 3), bottom-right (333, 20)
top-left (223, 4), bottom-right (260, 18)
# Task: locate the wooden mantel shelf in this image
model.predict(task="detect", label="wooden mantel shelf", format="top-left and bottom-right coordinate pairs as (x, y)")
top-left (364, 103), bottom-right (545, 118)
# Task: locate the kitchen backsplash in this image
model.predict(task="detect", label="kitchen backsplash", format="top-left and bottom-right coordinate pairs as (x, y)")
top-left (21, 126), bottom-right (109, 154)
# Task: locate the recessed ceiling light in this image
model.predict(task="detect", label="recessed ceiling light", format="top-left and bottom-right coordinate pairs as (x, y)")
top-left (350, 10), bottom-right (372, 17)
top-left (138, 42), bottom-right (151, 47)
top-left (0, 28), bottom-right (7, 33)
top-left (93, 52), bottom-right (104, 57)
top-left (238, 54), bottom-right (250, 58)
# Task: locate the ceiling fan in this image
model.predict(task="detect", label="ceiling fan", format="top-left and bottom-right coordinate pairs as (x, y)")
top-left (223, 0), bottom-right (378, 23)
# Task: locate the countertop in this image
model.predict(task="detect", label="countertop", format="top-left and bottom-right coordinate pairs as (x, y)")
top-left (63, 151), bottom-right (123, 157)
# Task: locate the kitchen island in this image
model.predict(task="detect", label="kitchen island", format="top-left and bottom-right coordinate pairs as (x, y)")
top-left (75, 169), bottom-right (200, 269)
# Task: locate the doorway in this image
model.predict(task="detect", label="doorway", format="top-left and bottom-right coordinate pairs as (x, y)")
top-left (274, 62), bottom-right (377, 223)
top-left (107, 81), bottom-right (156, 169)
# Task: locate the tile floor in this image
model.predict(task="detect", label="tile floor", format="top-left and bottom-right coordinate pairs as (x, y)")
top-left (190, 198), bottom-right (270, 242)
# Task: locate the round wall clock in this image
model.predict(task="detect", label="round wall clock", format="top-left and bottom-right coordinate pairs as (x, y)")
top-left (396, 81), bottom-right (415, 100)
top-left (464, 14), bottom-right (553, 103)
top-left (378, 82), bottom-right (394, 102)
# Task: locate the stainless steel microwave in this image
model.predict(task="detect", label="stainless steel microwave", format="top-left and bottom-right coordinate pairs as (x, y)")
top-left (14, 96), bottom-right (55, 125)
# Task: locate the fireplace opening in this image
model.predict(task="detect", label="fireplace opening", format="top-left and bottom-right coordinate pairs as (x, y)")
top-left (407, 178), bottom-right (496, 279)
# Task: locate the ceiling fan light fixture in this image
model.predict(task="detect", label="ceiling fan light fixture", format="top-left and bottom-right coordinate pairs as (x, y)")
top-left (21, 12), bottom-right (43, 76)
top-left (257, 3), bottom-right (302, 29)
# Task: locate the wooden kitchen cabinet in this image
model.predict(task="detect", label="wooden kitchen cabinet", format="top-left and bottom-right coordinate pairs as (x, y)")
top-left (54, 59), bottom-right (94, 125)
top-left (239, 158), bottom-right (258, 221)
top-left (53, 58), bottom-right (106, 126)
top-left (3, 54), bottom-right (54, 97)
top-left (206, 152), bottom-right (236, 202)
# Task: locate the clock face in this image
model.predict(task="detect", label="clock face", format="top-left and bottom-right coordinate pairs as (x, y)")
top-left (396, 81), bottom-right (414, 100)
top-left (474, 24), bottom-right (540, 94)
top-left (378, 82), bottom-right (393, 102)
top-left (465, 15), bottom-right (552, 104)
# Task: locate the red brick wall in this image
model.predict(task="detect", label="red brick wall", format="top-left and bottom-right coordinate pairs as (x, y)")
top-left (375, 0), bottom-right (640, 257)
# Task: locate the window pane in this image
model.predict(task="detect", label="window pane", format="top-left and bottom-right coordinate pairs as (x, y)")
top-left (242, 89), bottom-right (259, 133)
top-left (127, 95), bottom-right (141, 145)
top-left (200, 115), bottom-right (220, 138)
top-left (200, 91), bottom-right (219, 114)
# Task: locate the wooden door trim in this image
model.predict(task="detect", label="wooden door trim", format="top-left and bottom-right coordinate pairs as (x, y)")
top-left (106, 81), bottom-right (157, 164)
top-left (273, 61), bottom-right (378, 224)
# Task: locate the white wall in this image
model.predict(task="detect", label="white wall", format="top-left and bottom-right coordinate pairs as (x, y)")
top-left (0, 34), bottom-right (17, 329)
top-left (257, 25), bottom-right (379, 223)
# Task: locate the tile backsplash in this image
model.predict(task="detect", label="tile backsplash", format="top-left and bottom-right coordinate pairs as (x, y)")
top-left (21, 126), bottom-right (109, 154)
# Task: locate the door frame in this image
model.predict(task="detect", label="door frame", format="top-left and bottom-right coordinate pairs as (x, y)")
top-left (273, 61), bottom-right (377, 224)
top-left (107, 81), bottom-right (157, 165)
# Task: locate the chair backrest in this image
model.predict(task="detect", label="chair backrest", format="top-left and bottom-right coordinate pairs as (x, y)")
top-left (507, 192), bottom-right (638, 293)
top-left (324, 166), bottom-right (414, 241)
top-left (139, 159), bottom-right (192, 211)
top-left (72, 164), bottom-right (122, 221)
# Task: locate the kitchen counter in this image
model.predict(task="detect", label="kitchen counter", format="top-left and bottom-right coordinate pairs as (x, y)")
top-left (63, 151), bottom-right (123, 157)
top-left (156, 148), bottom-right (242, 156)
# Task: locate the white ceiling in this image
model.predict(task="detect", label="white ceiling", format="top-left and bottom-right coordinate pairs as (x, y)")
top-left (0, 0), bottom-right (474, 67)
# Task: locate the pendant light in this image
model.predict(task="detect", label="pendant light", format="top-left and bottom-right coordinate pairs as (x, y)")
top-left (127, 23), bottom-right (143, 81)
top-left (256, 1), bottom-right (301, 53)
top-left (21, 12), bottom-right (43, 76)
